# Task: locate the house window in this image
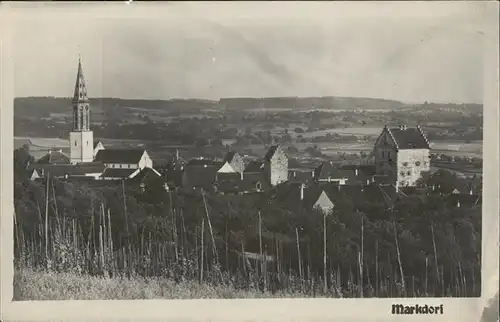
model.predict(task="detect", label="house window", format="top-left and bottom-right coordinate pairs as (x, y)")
top-left (400, 171), bottom-right (405, 176)
top-left (415, 161), bottom-right (421, 166)
top-left (399, 181), bottom-right (405, 186)
top-left (407, 171), bottom-right (411, 176)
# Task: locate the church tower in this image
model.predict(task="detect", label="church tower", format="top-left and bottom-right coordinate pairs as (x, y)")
top-left (69, 57), bottom-right (94, 164)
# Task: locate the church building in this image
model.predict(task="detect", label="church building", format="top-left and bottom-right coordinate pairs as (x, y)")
top-left (29, 57), bottom-right (160, 184)
top-left (70, 57), bottom-right (94, 164)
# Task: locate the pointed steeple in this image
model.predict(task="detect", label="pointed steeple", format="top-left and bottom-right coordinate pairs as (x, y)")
top-left (72, 56), bottom-right (89, 104)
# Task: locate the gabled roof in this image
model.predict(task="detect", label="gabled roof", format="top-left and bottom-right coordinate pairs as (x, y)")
top-left (314, 162), bottom-right (347, 180)
top-left (186, 159), bottom-right (223, 168)
top-left (129, 167), bottom-right (163, 184)
top-left (244, 160), bottom-right (264, 173)
top-left (94, 149), bottom-right (145, 164)
top-left (100, 168), bottom-right (137, 179)
top-left (93, 140), bottom-right (104, 149)
top-left (36, 150), bottom-right (70, 165)
top-left (385, 125), bottom-right (430, 150)
top-left (37, 163), bottom-right (105, 177)
top-left (264, 145), bottom-right (280, 161)
top-left (223, 151), bottom-right (238, 163)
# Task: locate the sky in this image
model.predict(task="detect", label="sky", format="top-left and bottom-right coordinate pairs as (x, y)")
top-left (7, 2), bottom-right (491, 104)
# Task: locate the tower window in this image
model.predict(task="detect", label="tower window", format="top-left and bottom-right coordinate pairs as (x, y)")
top-left (74, 141), bottom-right (77, 146)
top-left (86, 141), bottom-right (89, 146)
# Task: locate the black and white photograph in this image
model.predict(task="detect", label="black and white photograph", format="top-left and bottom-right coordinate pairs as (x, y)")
top-left (2, 1), bottom-right (498, 313)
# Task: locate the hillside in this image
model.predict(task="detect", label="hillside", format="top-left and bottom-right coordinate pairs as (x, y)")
top-left (14, 96), bottom-right (415, 118)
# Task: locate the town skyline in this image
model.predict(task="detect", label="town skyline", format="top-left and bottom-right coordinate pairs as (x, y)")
top-left (11, 2), bottom-right (485, 104)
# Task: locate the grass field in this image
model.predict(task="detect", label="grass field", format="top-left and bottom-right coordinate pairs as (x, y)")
top-left (14, 268), bottom-right (321, 300)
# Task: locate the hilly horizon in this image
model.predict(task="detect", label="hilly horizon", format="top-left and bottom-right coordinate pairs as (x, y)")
top-left (14, 95), bottom-right (482, 119)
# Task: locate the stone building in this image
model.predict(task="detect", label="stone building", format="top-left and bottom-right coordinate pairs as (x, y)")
top-left (263, 145), bottom-right (288, 186)
top-left (373, 125), bottom-right (431, 188)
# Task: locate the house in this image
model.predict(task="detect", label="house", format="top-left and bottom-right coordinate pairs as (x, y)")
top-left (128, 167), bottom-right (164, 191)
top-left (33, 162), bottom-right (106, 180)
top-left (182, 159), bottom-right (223, 190)
top-left (263, 145), bottom-right (288, 186)
top-left (99, 168), bottom-right (138, 180)
top-left (93, 140), bottom-right (105, 157)
top-left (313, 161), bottom-right (350, 185)
top-left (223, 151), bottom-right (245, 173)
top-left (271, 182), bottom-right (336, 214)
top-left (287, 158), bottom-right (315, 183)
top-left (373, 125), bottom-right (431, 188)
top-left (94, 149), bottom-right (153, 170)
top-left (28, 168), bottom-right (41, 181)
top-left (338, 164), bottom-right (378, 185)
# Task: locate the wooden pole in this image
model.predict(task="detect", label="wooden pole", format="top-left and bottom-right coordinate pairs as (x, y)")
top-left (45, 172), bottom-right (50, 267)
top-left (200, 219), bottom-right (205, 283)
top-left (393, 220), bottom-right (406, 296)
top-left (323, 213), bottom-right (327, 295)
top-left (295, 227), bottom-right (302, 281)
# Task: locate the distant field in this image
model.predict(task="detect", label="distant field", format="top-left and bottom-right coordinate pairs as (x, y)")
top-left (15, 134), bottom-right (483, 161)
top-left (300, 127), bottom-right (382, 138)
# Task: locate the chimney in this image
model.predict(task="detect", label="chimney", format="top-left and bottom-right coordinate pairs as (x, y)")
top-left (300, 183), bottom-right (305, 200)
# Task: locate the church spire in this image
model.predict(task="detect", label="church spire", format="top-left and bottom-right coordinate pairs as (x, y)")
top-left (72, 56), bottom-right (91, 131)
top-left (72, 56), bottom-right (89, 104)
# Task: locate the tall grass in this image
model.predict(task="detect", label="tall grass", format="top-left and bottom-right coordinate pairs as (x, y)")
top-left (13, 178), bottom-right (480, 299)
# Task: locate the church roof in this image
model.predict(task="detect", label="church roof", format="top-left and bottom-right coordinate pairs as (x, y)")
top-left (386, 125), bottom-right (430, 150)
top-left (72, 57), bottom-right (89, 104)
top-left (36, 150), bottom-right (70, 165)
top-left (94, 149), bottom-right (145, 164)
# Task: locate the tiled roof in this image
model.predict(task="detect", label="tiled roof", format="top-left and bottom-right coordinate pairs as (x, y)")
top-left (129, 167), bottom-right (164, 185)
top-left (244, 160), bottom-right (264, 173)
top-left (36, 164), bottom-right (102, 177)
top-left (186, 159), bottom-right (223, 167)
top-left (183, 165), bottom-right (219, 189)
top-left (94, 149), bottom-right (145, 164)
top-left (223, 151), bottom-right (237, 163)
top-left (36, 150), bottom-right (71, 165)
top-left (314, 162), bottom-right (347, 180)
top-left (264, 145), bottom-right (280, 161)
top-left (100, 168), bottom-right (137, 179)
top-left (387, 126), bottom-right (430, 150)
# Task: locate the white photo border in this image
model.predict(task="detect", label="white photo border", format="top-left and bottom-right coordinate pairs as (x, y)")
top-left (1, 2), bottom-right (498, 322)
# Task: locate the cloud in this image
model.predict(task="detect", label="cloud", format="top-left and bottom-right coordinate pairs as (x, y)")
top-left (10, 2), bottom-right (487, 103)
